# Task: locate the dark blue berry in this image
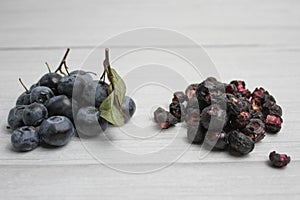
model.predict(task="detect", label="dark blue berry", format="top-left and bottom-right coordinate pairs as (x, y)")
top-left (30, 86), bottom-right (54, 105)
top-left (11, 126), bottom-right (39, 152)
top-left (39, 116), bottom-right (75, 146)
top-left (16, 91), bottom-right (31, 105)
top-left (82, 81), bottom-right (109, 107)
top-left (23, 103), bottom-right (48, 126)
top-left (38, 72), bottom-right (62, 95)
top-left (75, 107), bottom-right (108, 137)
top-left (7, 105), bottom-right (26, 130)
top-left (46, 95), bottom-right (73, 121)
top-left (122, 96), bottom-right (136, 123)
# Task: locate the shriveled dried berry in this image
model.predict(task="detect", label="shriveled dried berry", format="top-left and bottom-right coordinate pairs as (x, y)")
top-left (232, 111), bottom-right (250, 129)
top-left (228, 130), bottom-right (255, 155)
top-left (227, 95), bottom-right (251, 116)
top-left (169, 102), bottom-right (185, 122)
top-left (225, 83), bottom-right (238, 95)
top-left (230, 80), bottom-right (251, 99)
top-left (185, 83), bottom-right (198, 101)
top-left (243, 119), bottom-right (265, 142)
top-left (186, 97), bottom-right (199, 110)
top-left (250, 110), bottom-right (264, 121)
top-left (154, 107), bottom-right (178, 129)
top-left (200, 104), bottom-right (227, 131)
top-left (204, 130), bottom-right (228, 150)
top-left (172, 91), bottom-right (186, 103)
top-left (185, 108), bottom-right (200, 127)
top-left (262, 101), bottom-right (282, 117)
top-left (265, 114), bottom-right (283, 133)
top-left (187, 123), bottom-right (206, 144)
top-left (269, 151), bottom-right (291, 168)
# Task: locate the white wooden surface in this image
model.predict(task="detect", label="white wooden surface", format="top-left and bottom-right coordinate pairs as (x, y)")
top-left (1, 0), bottom-right (300, 199)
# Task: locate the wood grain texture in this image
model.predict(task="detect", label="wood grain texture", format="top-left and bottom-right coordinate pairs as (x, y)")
top-left (0, 0), bottom-right (300, 199)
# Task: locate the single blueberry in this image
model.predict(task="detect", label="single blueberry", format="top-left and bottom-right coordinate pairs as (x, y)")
top-left (23, 103), bottom-right (48, 126)
top-left (46, 95), bottom-right (73, 121)
top-left (16, 91), bottom-right (31, 105)
top-left (122, 96), bottom-right (136, 123)
top-left (38, 72), bottom-right (62, 95)
top-left (11, 126), bottom-right (39, 152)
top-left (39, 116), bottom-right (75, 147)
top-left (30, 86), bottom-right (54, 105)
top-left (7, 105), bottom-right (26, 130)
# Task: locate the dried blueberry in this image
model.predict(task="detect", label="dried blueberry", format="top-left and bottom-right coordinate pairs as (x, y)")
top-left (154, 107), bottom-right (178, 129)
top-left (262, 101), bottom-right (282, 117)
top-left (200, 104), bottom-right (228, 131)
top-left (204, 130), bottom-right (228, 150)
top-left (269, 151), bottom-right (291, 168)
top-left (228, 130), bottom-right (255, 155)
top-left (232, 111), bottom-right (250, 130)
top-left (265, 114), bottom-right (283, 133)
top-left (243, 119), bottom-right (265, 142)
top-left (185, 108), bottom-right (200, 127)
top-left (169, 102), bottom-right (185, 122)
top-left (185, 83), bottom-right (198, 101)
top-left (172, 91), bottom-right (186, 103)
top-left (187, 123), bottom-right (206, 144)
top-left (250, 110), bottom-right (264, 121)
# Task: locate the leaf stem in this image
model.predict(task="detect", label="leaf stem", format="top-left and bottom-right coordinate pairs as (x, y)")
top-left (18, 78), bottom-right (29, 93)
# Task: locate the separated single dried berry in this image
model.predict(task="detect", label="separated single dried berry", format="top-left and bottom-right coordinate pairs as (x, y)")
top-left (187, 123), bottom-right (207, 144)
top-left (154, 107), bottom-right (178, 129)
top-left (204, 130), bottom-right (228, 150)
top-left (228, 130), bottom-right (255, 155)
top-left (269, 151), bottom-right (291, 168)
top-left (232, 111), bottom-right (250, 129)
top-left (265, 114), bottom-right (283, 133)
top-left (169, 102), bottom-right (185, 122)
top-left (243, 119), bottom-right (265, 142)
top-left (200, 104), bottom-right (227, 131)
top-left (172, 91), bottom-right (186, 103)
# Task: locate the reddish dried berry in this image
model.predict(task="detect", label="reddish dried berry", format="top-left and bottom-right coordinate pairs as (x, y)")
top-left (154, 107), bottom-right (178, 129)
top-left (227, 95), bottom-right (251, 116)
top-left (225, 84), bottom-right (238, 95)
top-left (269, 151), bottom-right (291, 168)
top-left (265, 114), bottom-right (283, 133)
top-left (169, 102), bottom-right (185, 122)
top-left (185, 108), bottom-right (200, 127)
top-left (200, 104), bottom-right (228, 131)
top-left (228, 130), bottom-right (255, 155)
top-left (187, 123), bottom-right (207, 144)
top-left (232, 111), bottom-right (250, 129)
top-left (204, 130), bottom-right (228, 150)
top-left (262, 101), bottom-right (282, 117)
top-left (185, 83), bottom-right (198, 101)
top-left (243, 119), bottom-right (266, 142)
top-left (172, 91), bottom-right (186, 103)
top-left (250, 110), bottom-right (264, 121)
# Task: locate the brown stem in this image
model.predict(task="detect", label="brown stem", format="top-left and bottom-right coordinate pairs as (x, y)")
top-left (103, 48), bottom-right (114, 90)
top-left (18, 78), bottom-right (29, 93)
top-left (55, 48), bottom-right (70, 73)
top-left (45, 62), bottom-right (51, 73)
top-left (63, 61), bottom-right (70, 76)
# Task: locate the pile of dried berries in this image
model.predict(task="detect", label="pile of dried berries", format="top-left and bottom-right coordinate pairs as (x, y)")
top-left (154, 77), bottom-right (284, 156)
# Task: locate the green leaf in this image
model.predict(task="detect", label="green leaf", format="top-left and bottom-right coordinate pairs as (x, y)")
top-left (100, 66), bottom-right (126, 126)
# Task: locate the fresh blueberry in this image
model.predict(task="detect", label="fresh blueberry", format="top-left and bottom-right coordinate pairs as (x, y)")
top-left (38, 72), bottom-right (62, 95)
top-left (82, 81), bottom-right (109, 107)
top-left (46, 95), bottom-right (73, 121)
top-left (30, 86), bottom-right (54, 105)
top-left (39, 116), bottom-right (75, 147)
top-left (57, 74), bottom-right (87, 99)
top-left (23, 103), bottom-right (48, 126)
top-left (11, 126), bottom-right (39, 152)
top-left (75, 107), bottom-right (108, 137)
top-left (16, 91), bottom-right (31, 105)
top-left (7, 105), bottom-right (26, 130)
top-left (122, 96), bottom-right (136, 123)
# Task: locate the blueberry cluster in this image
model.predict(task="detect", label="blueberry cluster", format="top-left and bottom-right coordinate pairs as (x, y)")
top-left (154, 77), bottom-right (283, 156)
top-left (7, 49), bottom-right (136, 152)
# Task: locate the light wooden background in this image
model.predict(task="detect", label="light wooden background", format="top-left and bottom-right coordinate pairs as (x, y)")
top-left (1, 0), bottom-right (300, 199)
